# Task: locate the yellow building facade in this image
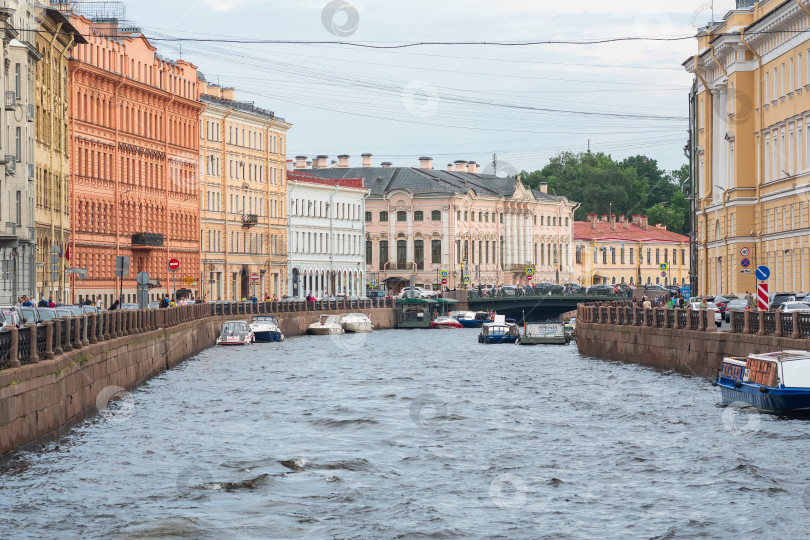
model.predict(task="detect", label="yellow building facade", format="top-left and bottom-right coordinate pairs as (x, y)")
top-left (574, 215), bottom-right (690, 288)
top-left (684, 0), bottom-right (810, 295)
top-left (199, 79), bottom-right (291, 301)
top-left (34, 7), bottom-right (84, 301)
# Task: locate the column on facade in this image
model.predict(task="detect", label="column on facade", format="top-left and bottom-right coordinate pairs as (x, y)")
top-left (504, 211), bottom-right (512, 267)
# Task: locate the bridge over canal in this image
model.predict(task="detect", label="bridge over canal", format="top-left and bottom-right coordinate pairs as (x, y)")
top-left (467, 294), bottom-right (620, 322)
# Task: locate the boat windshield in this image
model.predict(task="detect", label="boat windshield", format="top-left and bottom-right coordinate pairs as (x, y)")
top-left (483, 324), bottom-right (517, 336)
top-left (252, 316), bottom-right (279, 325)
top-left (221, 322), bottom-right (246, 335)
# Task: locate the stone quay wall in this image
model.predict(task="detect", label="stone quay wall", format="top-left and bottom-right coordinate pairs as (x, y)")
top-left (575, 303), bottom-right (810, 377)
top-left (0, 302), bottom-right (396, 460)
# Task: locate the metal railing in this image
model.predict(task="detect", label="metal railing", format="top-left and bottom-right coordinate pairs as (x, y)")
top-left (732, 312), bottom-right (745, 334)
top-left (762, 312), bottom-right (777, 336)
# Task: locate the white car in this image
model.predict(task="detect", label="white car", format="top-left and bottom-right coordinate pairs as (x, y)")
top-left (776, 302), bottom-right (810, 313)
top-left (688, 302), bottom-right (722, 327)
top-left (398, 287), bottom-right (432, 299)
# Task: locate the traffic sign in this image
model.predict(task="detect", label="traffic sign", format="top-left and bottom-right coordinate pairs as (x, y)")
top-left (526, 267), bottom-right (534, 277)
top-left (251, 272), bottom-right (260, 281)
top-left (659, 263), bottom-right (668, 272)
top-left (661, 271), bottom-right (666, 277)
top-left (740, 258), bottom-right (751, 268)
top-left (755, 266), bottom-right (770, 281)
top-left (168, 258), bottom-right (180, 272)
top-left (137, 272), bottom-right (150, 285)
top-left (740, 247), bottom-right (751, 257)
top-left (740, 269), bottom-right (751, 275)
top-left (757, 283), bottom-right (769, 311)
top-left (527, 275), bottom-right (532, 281)
top-left (441, 278), bottom-right (447, 285)
top-left (370, 279), bottom-right (377, 287)
top-left (184, 276), bottom-right (194, 285)
top-left (440, 270), bottom-right (448, 279)
top-left (463, 275), bottom-right (470, 283)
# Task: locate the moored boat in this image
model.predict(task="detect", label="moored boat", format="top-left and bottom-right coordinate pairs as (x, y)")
top-left (430, 316), bottom-right (463, 329)
top-left (216, 321), bottom-right (255, 346)
top-left (340, 313), bottom-right (374, 333)
top-left (519, 323), bottom-right (570, 345)
top-left (564, 317), bottom-right (577, 340)
top-left (449, 310), bottom-right (484, 328)
top-left (478, 315), bottom-right (519, 344)
top-left (250, 315), bottom-right (284, 342)
top-left (715, 351), bottom-right (810, 412)
top-left (307, 315), bottom-right (344, 335)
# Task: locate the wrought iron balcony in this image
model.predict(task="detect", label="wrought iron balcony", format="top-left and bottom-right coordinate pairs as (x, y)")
top-left (242, 214), bottom-right (258, 227)
top-left (131, 232), bottom-right (164, 248)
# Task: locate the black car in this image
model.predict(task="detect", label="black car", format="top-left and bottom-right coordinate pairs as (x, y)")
top-left (534, 282), bottom-right (564, 295)
top-left (587, 284), bottom-right (614, 295)
top-left (713, 294), bottom-right (739, 316)
top-left (564, 283), bottom-right (586, 295)
top-left (367, 291), bottom-right (386, 299)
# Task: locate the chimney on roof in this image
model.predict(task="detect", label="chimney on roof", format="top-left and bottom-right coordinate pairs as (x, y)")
top-left (610, 214), bottom-right (616, 231)
top-left (600, 214), bottom-right (608, 223)
top-left (641, 215), bottom-right (649, 230)
top-left (337, 155), bottom-right (350, 168)
top-left (620, 215), bottom-right (629, 229)
top-left (222, 88), bottom-right (236, 101)
top-left (447, 163), bottom-right (453, 171)
top-left (361, 153), bottom-right (373, 167)
top-left (286, 159), bottom-right (294, 171)
top-left (656, 223), bottom-right (667, 230)
top-left (306, 161), bottom-right (312, 168)
top-left (468, 161), bottom-right (478, 173)
top-left (539, 183), bottom-right (548, 194)
top-left (454, 160), bottom-right (468, 173)
top-left (295, 156), bottom-right (307, 169)
top-left (381, 162), bottom-right (392, 168)
top-left (587, 213), bottom-right (597, 230)
top-left (631, 214), bottom-right (642, 226)
top-left (419, 157), bottom-right (433, 170)
top-left (312, 155), bottom-right (329, 169)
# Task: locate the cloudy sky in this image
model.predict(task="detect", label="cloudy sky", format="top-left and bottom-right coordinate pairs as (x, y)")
top-left (111, 0), bottom-right (742, 173)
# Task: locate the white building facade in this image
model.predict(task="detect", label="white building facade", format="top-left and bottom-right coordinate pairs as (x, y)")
top-left (287, 171), bottom-right (367, 298)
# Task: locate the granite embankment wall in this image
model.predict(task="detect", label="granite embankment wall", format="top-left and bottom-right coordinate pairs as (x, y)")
top-left (0, 304), bottom-right (395, 460)
top-left (576, 303), bottom-right (810, 377)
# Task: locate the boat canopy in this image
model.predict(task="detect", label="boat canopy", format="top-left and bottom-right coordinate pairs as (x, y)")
top-left (434, 298), bottom-right (459, 304)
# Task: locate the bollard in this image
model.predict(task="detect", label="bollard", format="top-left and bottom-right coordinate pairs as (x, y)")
top-left (774, 310), bottom-right (782, 337)
top-left (53, 318), bottom-right (63, 356)
top-left (757, 311), bottom-right (766, 336)
top-left (743, 310), bottom-right (751, 334)
top-left (705, 310), bottom-right (717, 332)
top-left (62, 317), bottom-right (73, 352)
top-left (73, 317), bottom-right (82, 349)
top-left (45, 321), bottom-right (55, 359)
top-left (794, 312), bottom-right (800, 338)
top-left (8, 326), bottom-right (19, 368)
top-left (27, 323), bottom-right (39, 364)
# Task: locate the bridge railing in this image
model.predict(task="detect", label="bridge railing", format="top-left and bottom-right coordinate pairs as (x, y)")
top-left (468, 289), bottom-right (632, 300)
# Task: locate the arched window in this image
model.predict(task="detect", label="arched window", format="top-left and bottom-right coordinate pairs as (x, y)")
top-left (656, 277), bottom-right (660, 285)
top-left (611, 276), bottom-right (616, 285)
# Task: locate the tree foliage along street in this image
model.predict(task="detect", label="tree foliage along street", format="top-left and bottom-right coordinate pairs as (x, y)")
top-left (520, 153), bottom-right (691, 235)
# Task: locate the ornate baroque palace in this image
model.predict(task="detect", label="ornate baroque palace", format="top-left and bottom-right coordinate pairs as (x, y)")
top-left (297, 155), bottom-right (577, 292)
top-left (65, 6), bottom-right (203, 305)
top-left (684, 0), bottom-right (810, 295)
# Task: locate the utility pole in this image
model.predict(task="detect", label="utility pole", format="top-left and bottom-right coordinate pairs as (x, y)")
top-left (492, 153), bottom-right (497, 175)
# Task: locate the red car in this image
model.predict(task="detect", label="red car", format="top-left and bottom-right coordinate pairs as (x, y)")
top-left (430, 316), bottom-right (463, 329)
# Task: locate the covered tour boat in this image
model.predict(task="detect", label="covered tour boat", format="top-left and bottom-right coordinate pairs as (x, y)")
top-left (307, 315), bottom-right (344, 335)
top-left (519, 323), bottom-right (570, 345)
top-left (478, 315), bottom-right (520, 344)
top-left (715, 350), bottom-right (810, 412)
top-left (449, 310), bottom-right (485, 328)
top-left (431, 315), bottom-right (463, 329)
top-left (249, 315), bottom-right (284, 342)
top-left (340, 313), bottom-right (374, 333)
top-left (216, 321), bottom-right (255, 346)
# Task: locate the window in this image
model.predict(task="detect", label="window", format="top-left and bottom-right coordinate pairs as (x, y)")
top-left (576, 246), bottom-right (582, 264)
top-left (464, 211), bottom-right (468, 221)
top-left (646, 248), bottom-right (651, 264)
top-left (611, 248), bottom-right (616, 265)
top-left (15, 191), bottom-right (21, 226)
top-left (655, 249), bottom-right (660, 265)
top-left (365, 211), bottom-right (372, 222)
top-left (431, 210), bottom-right (441, 221)
top-left (366, 241), bottom-right (372, 263)
top-left (379, 211), bottom-right (388, 222)
top-left (414, 240), bottom-right (424, 270)
top-left (478, 212), bottom-right (482, 221)
top-left (397, 240), bottom-right (407, 268)
top-left (15, 63), bottom-right (21, 98)
top-left (431, 240), bottom-right (441, 264)
top-left (397, 211), bottom-right (407, 222)
top-left (500, 213), bottom-right (503, 224)
top-left (414, 211), bottom-right (424, 221)
top-left (15, 127), bottom-right (21, 162)
top-left (602, 248), bottom-right (607, 265)
top-left (681, 249), bottom-right (686, 264)
top-left (630, 248), bottom-right (635, 264)
top-left (620, 247), bottom-right (625, 264)
top-left (379, 241), bottom-right (388, 270)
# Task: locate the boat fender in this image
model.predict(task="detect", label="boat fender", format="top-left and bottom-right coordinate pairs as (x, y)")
top-left (711, 381), bottom-right (718, 387)
top-left (759, 386), bottom-right (768, 394)
top-left (733, 381), bottom-right (741, 389)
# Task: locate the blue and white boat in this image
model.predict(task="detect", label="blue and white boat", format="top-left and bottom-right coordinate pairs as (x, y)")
top-left (478, 315), bottom-right (520, 344)
top-left (715, 350), bottom-right (810, 412)
top-left (249, 315), bottom-right (284, 343)
top-left (450, 310), bottom-right (485, 328)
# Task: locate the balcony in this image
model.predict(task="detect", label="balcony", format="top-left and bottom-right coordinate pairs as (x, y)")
top-left (242, 214), bottom-right (258, 227)
top-left (131, 232), bottom-right (165, 249)
top-left (4, 92), bottom-right (15, 111)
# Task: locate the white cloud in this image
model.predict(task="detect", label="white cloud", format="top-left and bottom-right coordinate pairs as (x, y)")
top-left (201, 0), bottom-right (246, 12)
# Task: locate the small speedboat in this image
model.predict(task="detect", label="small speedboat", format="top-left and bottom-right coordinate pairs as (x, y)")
top-left (250, 315), bottom-right (284, 342)
top-left (307, 315), bottom-right (344, 335)
top-left (449, 310), bottom-right (484, 328)
top-left (478, 315), bottom-right (519, 344)
top-left (430, 316), bottom-right (463, 329)
top-left (715, 350), bottom-right (810, 412)
top-left (340, 313), bottom-right (373, 333)
top-left (519, 323), bottom-right (570, 345)
top-left (565, 317), bottom-right (577, 340)
top-left (216, 321), bottom-right (255, 346)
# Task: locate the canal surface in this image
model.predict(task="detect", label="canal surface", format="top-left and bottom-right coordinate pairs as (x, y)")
top-left (2, 329), bottom-right (810, 539)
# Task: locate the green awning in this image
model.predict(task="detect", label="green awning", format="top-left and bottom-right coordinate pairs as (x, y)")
top-left (396, 298), bottom-right (438, 304)
top-left (433, 298), bottom-right (460, 304)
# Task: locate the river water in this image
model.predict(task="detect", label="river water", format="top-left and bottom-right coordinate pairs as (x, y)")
top-left (2, 329), bottom-right (810, 539)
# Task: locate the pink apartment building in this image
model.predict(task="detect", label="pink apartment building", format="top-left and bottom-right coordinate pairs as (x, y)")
top-left (297, 156), bottom-right (578, 292)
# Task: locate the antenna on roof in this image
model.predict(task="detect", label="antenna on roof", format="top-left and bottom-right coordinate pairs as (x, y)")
top-left (492, 153), bottom-right (498, 175)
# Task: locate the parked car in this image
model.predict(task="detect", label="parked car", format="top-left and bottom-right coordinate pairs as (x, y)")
top-left (688, 302), bottom-right (722, 327)
top-left (587, 284), bottom-right (614, 295)
top-left (724, 299), bottom-right (749, 323)
top-left (398, 287), bottom-right (432, 299)
top-left (534, 282), bottom-right (564, 295)
top-left (36, 308), bottom-right (59, 321)
top-left (367, 291), bottom-right (386, 299)
top-left (644, 285), bottom-right (668, 293)
top-left (500, 285), bottom-right (519, 296)
top-left (769, 293), bottom-right (796, 310)
top-left (713, 294), bottom-right (739, 317)
top-left (564, 283), bottom-right (586, 295)
top-left (19, 306), bottom-right (42, 324)
top-left (776, 302), bottom-right (810, 313)
top-left (0, 309), bottom-right (21, 329)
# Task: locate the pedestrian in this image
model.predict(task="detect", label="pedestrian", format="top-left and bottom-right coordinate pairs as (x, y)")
top-left (96, 297), bottom-right (102, 309)
top-left (169, 297), bottom-right (177, 308)
top-left (22, 296), bottom-right (33, 307)
top-left (251, 295), bottom-right (257, 304)
top-left (642, 296), bottom-right (652, 310)
top-left (272, 294), bottom-right (278, 302)
top-left (699, 297), bottom-right (709, 310)
top-left (160, 295), bottom-right (169, 309)
top-left (38, 297), bottom-right (48, 307)
top-left (48, 297), bottom-right (55, 308)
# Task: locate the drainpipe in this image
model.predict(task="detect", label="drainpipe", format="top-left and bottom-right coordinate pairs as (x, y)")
top-left (693, 55), bottom-right (712, 295)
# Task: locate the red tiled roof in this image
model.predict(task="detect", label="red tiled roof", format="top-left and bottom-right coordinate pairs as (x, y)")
top-left (288, 170), bottom-right (365, 190)
top-left (574, 221), bottom-right (689, 243)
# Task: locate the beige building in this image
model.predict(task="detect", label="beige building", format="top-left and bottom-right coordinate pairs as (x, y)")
top-left (574, 214), bottom-right (690, 288)
top-left (199, 77), bottom-right (291, 300)
top-left (684, 0), bottom-right (810, 295)
top-left (34, 7), bottom-right (85, 301)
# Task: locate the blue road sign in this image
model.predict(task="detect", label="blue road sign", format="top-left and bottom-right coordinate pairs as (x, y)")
top-left (755, 266), bottom-right (770, 281)
top-left (740, 258), bottom-right (751, 268)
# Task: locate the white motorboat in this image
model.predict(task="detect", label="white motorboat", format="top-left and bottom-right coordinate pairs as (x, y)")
top-left (216, 321), bottom-right (255, 346)
top-left (250, 315), bottom-right (285, 342)
top-left (307, 315), bottom-right (344, 335)
top-left (340, 313), bottom-right (374, 333)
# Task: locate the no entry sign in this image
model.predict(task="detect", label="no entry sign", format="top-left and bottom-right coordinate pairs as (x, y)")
top-left (168, 258), bottom-right (180, 272)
